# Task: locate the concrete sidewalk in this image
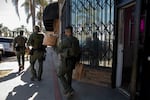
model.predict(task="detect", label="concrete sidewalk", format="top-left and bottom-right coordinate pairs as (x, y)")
top-left (0, 47), bottom-right (129, 100)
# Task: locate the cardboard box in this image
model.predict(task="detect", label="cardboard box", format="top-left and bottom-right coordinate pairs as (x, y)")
top-left (43, 31), bottom-right (58, 46)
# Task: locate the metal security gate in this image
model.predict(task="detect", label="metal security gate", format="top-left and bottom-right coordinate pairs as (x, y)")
top-left (71, 0), bottom-right (114, 68)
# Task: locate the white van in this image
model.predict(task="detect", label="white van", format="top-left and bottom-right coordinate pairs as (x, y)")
top-left (0, 37), bottom-right (15, 56)
top-left (0, 43), bottom-right (4, 60)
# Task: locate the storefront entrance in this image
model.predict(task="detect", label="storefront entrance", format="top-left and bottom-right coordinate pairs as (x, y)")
top-left (117, 3), bottom-right (136, 93)
top-left (122, 4), bottom-right (135, 92)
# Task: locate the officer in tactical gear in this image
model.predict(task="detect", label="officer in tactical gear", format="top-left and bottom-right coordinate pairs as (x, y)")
top-left (57, 26), bottom-right (81, 97)
top-left (27, 25), bottom-right (46, 81)
top-left (13, 30), bottom-right (27, 72)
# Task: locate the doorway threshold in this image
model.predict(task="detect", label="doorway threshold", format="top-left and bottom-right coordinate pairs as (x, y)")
top-left (119, 88), bottom-right (130, 98)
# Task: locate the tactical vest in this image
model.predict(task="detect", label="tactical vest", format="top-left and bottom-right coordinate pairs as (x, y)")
top-left (68, 36), bottom-right (80, 58)
top-left (15, 36), bottom-right (27, 47)
top-left (30, 33), bottom-right (44, 49)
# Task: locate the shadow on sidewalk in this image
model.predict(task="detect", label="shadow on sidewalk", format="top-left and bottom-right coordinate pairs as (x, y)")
top-left (6, 82), bottom-right (39, 100)
top-left (0, 71), bottom-right (23, 82)
top-left (6, 66), bottom-right (52, 100)
top-left (6, 55), bottom-right (56, 100)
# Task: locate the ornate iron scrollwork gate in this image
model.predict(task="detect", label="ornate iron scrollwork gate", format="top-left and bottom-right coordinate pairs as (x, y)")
top-left (71, 0), bottom-right (114, 68)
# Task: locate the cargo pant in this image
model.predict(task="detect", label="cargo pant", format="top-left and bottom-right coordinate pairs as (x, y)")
top-left (16, 47), bottom-right (26, 67)
top-left (57, 57), bottom-right (76, 93)
top-left (30, 50), bottom-right (45, 79)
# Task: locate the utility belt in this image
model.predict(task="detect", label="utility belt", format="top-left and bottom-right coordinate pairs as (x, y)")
top-left (29, 48), bottom-right (45, 55)
top-left (15, 46), bottom-right (25, 51)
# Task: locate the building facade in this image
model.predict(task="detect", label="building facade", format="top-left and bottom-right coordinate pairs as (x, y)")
top-left (44, 0), bottom-right (150, 99)
top-left (115, 0), bottom-right (150, 100)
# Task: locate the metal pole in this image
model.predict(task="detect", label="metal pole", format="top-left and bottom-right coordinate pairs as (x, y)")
top-left (130, 0), bottom-right (141, 100)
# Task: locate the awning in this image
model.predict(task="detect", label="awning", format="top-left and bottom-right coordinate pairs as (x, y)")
top-left (43, 2), bottom-right (59, 31)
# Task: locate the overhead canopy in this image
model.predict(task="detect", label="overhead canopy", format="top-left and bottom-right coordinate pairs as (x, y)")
top-left (43, 2), bottom-right (59, 31)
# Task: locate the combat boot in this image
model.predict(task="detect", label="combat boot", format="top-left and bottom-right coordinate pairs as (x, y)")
top-left (30, 73), bottom-right (37, 81)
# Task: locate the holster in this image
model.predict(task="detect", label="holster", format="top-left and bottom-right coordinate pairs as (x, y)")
top-left (29, 49), bottom-right (34, 55)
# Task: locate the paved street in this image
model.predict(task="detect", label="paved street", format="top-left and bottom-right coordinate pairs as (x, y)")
top-left (0, 47), bottom-right (129, 100)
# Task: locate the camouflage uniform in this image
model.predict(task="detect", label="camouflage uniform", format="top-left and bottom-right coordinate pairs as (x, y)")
top-left (57, 35), bottom-right (80, 95)
top-left (13, 32), bottom-right (27, 72)
top-left (27, 32), bottom-right (46, 81)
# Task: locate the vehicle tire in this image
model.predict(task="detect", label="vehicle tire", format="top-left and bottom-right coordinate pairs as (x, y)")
top-left (0, 54), bottom-right (2, 61)
top-left (0, 50), bottom-right (2, 61)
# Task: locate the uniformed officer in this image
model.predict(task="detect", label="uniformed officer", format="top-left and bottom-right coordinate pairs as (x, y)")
top-left (13, 30), bottom-right (27, 72)
top-left (27, 25), bottom-right (46, 81)
top-left (57, 26), bottom-right (80, 97)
